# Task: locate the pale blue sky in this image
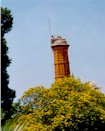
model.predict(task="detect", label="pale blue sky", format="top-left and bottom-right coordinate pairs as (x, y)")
top-left (2, 0), bottom-right (105, 101)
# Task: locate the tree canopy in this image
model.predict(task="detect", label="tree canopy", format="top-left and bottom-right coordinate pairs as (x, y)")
top-left (1, 7), bottom-right (16, 125)
top-left (1, 7), bottom-right (13, 37)
top-left (4, 76), bottom-right (105, 131)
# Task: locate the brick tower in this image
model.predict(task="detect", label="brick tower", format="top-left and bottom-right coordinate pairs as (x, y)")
top-left (51, 36), bottom-right (70, 80)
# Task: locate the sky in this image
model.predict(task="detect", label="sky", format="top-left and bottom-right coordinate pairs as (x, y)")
top-left (2, 0), bottom-right (105, 101)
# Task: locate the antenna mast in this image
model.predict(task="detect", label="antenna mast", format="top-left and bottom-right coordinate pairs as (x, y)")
top-left (48, 19), bottom-right (51, 36)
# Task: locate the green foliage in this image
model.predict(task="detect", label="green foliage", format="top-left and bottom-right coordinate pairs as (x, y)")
top-left (1, 7), bottom-right (15, 125)
top-left (1, 119), bottom-right (27, 131)
top-left (3, 76), bottom-right (105, 130)
top-left (1, 7), bottom-right (13, 37)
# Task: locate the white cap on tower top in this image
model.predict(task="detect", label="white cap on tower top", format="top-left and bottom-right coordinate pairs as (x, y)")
top-left (51, 36), bottom-right (69, 46)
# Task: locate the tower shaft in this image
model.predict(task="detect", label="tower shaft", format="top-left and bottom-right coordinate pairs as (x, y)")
top-left (51, 36), bottom-right (70, 80)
